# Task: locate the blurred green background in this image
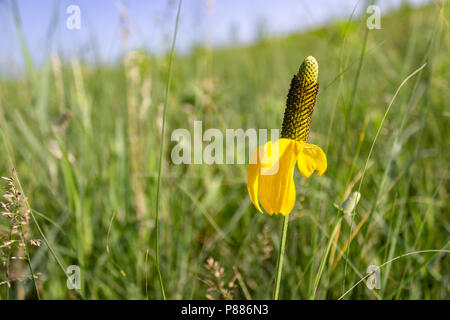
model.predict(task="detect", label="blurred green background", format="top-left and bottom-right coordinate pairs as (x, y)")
top-left (0, 1), bottom-right (448, 299)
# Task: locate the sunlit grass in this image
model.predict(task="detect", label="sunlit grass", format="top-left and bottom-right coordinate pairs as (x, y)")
top-left (0, 2), bottom-right (448, 299)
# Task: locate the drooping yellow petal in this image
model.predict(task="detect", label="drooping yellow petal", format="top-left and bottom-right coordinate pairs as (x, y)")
top-left (248, 139), bottom-right (301, 215)
top-left (296, 142), bottom-right (327, 178)
top-left (247, 149), bottom-right (263, 213)
top-left (279, 174), bottom-right (296, 216)
top-left (247, 139), bottom-right (282, 213)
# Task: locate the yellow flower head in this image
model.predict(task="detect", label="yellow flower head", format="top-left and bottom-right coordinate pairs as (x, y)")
top-left (247, 56), bottom-right (327, 216)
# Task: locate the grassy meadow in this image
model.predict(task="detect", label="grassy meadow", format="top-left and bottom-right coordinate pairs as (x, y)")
top-left (0, 2), bottom-right (449, 299)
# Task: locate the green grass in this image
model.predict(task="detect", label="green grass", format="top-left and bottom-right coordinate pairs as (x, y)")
top-left (0, 2), bottom-right (448, 299)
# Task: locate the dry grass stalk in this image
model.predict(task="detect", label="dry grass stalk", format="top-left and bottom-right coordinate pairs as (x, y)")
top-left (0, 170), bottom-right (40, 298)
top-left (124, 51), bottom-right (151, 224)
top-left (204, 257), bottom-right (235, 300)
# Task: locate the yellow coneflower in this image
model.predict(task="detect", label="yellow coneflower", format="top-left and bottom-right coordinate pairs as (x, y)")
top-left (247, 56), bottom-right (327, 216)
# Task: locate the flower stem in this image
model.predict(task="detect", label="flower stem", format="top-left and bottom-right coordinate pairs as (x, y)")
top-left (273, 215), bottom-right (289, 300)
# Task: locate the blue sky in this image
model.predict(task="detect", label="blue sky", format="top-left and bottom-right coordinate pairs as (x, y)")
top-left (0, 0), bottom-right (429, 75)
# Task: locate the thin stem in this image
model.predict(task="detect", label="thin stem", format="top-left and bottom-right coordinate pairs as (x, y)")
top-left (145, 249), bottom-right (149, 300)
top-left (19, 226), bottom-right (40, 300)
top-left (339, 248), bottom-right (450, 300)
top-left (29, 209), bottom-right (85, 300)
top-left (5, 229), bottom-right (12, 299)
top-left (273, 215), bottom-right (289, 300)
top-left (154, 0), bottom-right (182, 300)
top-left (310, 215), bottom-right (343, 300)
